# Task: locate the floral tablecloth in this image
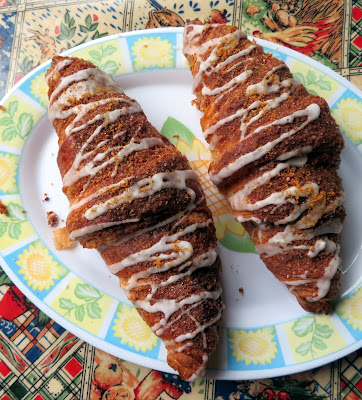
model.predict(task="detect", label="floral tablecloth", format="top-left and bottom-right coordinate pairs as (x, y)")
top-left (0, 1), bottom-right (361, 399)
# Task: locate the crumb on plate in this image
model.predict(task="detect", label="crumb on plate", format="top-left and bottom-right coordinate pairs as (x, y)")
top-left (47, 211), bottom-right (59, 227)
top-left (0, 201), bottom-right (7, 214)
top-left (53, 227), bottom-right (74, 250)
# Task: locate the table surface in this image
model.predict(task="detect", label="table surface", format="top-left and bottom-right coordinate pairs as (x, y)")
top-left (0, 1), bottom-right (361, 399)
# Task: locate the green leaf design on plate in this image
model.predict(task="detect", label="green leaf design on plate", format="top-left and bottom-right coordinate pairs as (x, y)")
top-left (100, 60), bottom-right (119, 76)
top-left (7, 203), bottom-right (27, 222)
top-left (8, 101), bottom-right (18, 118)
top-left (86, 302), bottom-right (102, 319)
top-left (8, 223), bottom-right (21, 240)
top-left (103, 45), bottom-right (117, 57)
top-left (312, 336), bottom-right (327, 350)
top-left (0, 222), bottom-right (8, 237)
top-left (160, 116), bottom-right (195, 147)
top-left (75, 305), bottom-right (86, 322)
top-left (59, 298), bottom-right (77, 310)
top-left (293, 72), bottom-right (305, 86)
top-left (315, 323), bottom-right (333, 339)
top-left (75, 283), bottom-right (101, 301)
top-left (314, 80), bottom-right (331, 90)
top-left (2, 127), bottom-right (17, 141)
top-left (306, 70), bottom-right (316, 85)
top-left (292, 315), bottom-right (315, 337)
top-left (292, 315), bottom-right (334, 358)
top-left (0, 117), bottom-right (13, 126)
top-left (17, 113), bottom-right (33, 138)
top-left (89, 50), bottom-right (101, 63)
top-left (295, 342), bottom-right (312, 356)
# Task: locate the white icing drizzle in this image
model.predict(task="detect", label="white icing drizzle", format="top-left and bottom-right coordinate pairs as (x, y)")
top-left (49, 67), bottom-right (119, 105)
top-left (246, 64), bottom-right (299, 96)
top-left (202, 69), bottom-right (253, 96)
top-left (63, 137), bottom-right (164, 187)
top-left (85, 170), bottom-right (197, 220)
top-left (229, 155), bottom-right (308, 212)
top-left (210, 103), bottom-right (321, 184)
top-left (69, 218), bottom-right (140, 241)
top-left (183, 25), bottom-right (248, 96)
top-left (50, 59), bottom-right (221, 375)
top-left (184, 24), bottom-right (344, 305)
top-left (46, 58), bottom-right (74, 84)
top-left (107, 219), bottom-right (222, 348)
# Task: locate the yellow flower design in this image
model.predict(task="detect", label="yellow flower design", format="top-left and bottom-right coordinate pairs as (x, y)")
top-left (113, 306), bottom-right (158, 352)
top-left (338, 288), bottom-right (362, 330)
top-left (229, 328), bottom-right (278, 365)
top-left (0, 153), bottom-right (18, 193)
top-left (176, 138), bottom-right (245, 241)
top-left (132, 36), bottom-right (174, 70)
top-left (16, 243), bottom-right (61, 291)
top-left (332, 98), bottom-right (362, 144)
top-left (30, 72), bottom-right (49, 107)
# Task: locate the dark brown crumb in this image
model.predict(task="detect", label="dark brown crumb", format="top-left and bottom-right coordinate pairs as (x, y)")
top-left (239, 287), bottom-right (244, 296)
top-left (47, 211), bottom-right (59, 227)
top-left (43, 196), bottom-right (49, 202)
top-left (22, 210), bottom-right (27, 214)
top-left (0, 201), bottom-right (7, 214)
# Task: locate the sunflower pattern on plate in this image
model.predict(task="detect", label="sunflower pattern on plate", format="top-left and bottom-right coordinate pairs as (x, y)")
top-left (332, 95), bottom-right (362, 146)
top-left (16, 241), bottom-right (63, 292)
top-left (337, 287), bottom-right (362, 338)
top-left (29, 72), bottom-right (49, 108)
top-left (112, 304), bottom-right (159, 353)
top-left (0, 152), bottom-right (18, 194)
top-left (0, 29), bottom-right (361, 377)
top-left (227, 327), bottom-right (282, 369)
top-left (126, 34), bottom-right (176, 71)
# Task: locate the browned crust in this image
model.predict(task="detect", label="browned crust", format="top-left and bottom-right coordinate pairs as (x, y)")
top-left (184, 22), bottom-right (344, 313)
top-left (47, 55), bottom-right (223, 380)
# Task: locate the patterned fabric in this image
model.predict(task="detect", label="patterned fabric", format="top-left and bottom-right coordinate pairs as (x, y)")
top-left (0, 1), bottom-right (361, 399)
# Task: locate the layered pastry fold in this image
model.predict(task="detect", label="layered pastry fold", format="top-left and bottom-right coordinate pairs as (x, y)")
top-left (183, 22), bottom-right (345, 313)
top-left (46, 56), bottom-right (223, 380)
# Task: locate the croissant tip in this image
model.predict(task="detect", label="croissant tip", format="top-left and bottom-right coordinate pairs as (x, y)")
top-left (167, 351), bottom-right (208, 382)
top-left (297, 297), bottom-right (332, 314)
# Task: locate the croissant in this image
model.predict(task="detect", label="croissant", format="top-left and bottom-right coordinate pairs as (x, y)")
top-left (183, 22), bottom-right (345, 313)
top-left (46, 56), bottom-right (223, 381)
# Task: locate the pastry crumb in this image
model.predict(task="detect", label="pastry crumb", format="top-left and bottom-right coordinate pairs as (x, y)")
top-left (0, 105), bottom-right (6, 112)
top-left (0, 201), bottom-right (7, 214)
top-left (239, 287), bottom-right (244, 296)
top-left (53, 227), bottom-right (74, 250)
top-left (47, 211), bottom-right (59, 227)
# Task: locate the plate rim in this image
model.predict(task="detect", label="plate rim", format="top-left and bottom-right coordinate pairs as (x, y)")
top-left (0, 26), bottom-right (361, 380)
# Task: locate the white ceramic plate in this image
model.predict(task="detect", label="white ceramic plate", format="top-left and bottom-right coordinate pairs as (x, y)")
top-left (0, 28), bottom-right (361, 380)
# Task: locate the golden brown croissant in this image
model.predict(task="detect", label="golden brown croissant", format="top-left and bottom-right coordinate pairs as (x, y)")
top-left (46, 56), bottom-right (223, 380)
top-left (183, 22), bottom-right (345, 314)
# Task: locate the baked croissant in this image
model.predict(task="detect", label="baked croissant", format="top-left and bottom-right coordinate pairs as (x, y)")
top-left (46, 56), bottom-right (223, 380)
top-left (183, 22), bottom-right (345, 313)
